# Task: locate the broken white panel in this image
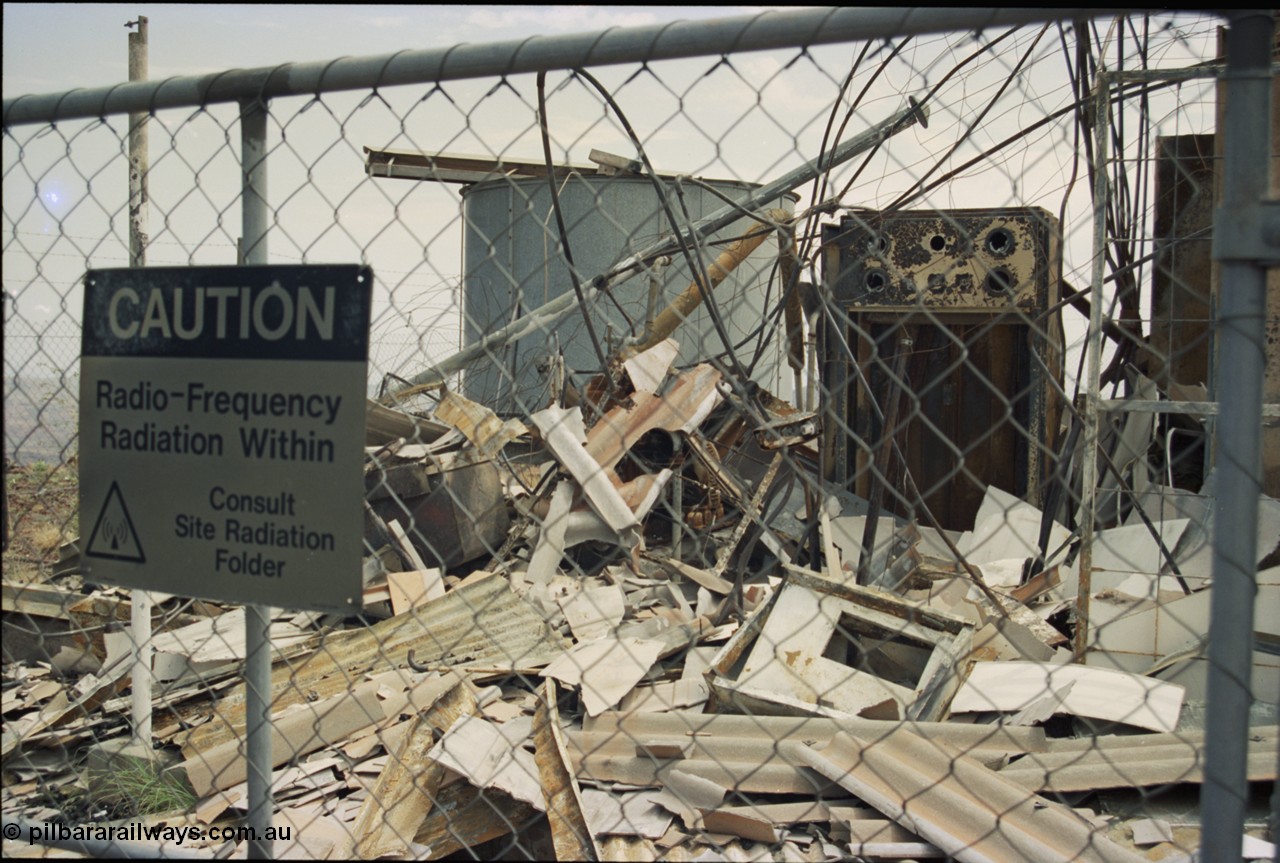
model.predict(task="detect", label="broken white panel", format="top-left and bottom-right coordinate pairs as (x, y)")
top-left (581, 788), bottom-right (673, 839)
top-left (49, 645), bottom-right (101, 676)
top-left (1130, 818), bottom-right (1174, 847)
top-left (532, 406), bottom-right (637, 530)
top-left (652, 768), bottom-right (726, 829)
top-left (1093, 375), bottom-right (1158, 525)
top-left (623, 338), bottom-right (680, 394)
top-left (540, 636), bottom-right (665, 716)
top-left (1172, 486), bottom-right (1280, 580)
top-left (617, 678), bottom-right (708, 713)
top-left (971, 619), bottom-right (1056, 664)
top-left (626, 468), bottom-right (673, 521)
top-left (828, 515), bottom-right (896, 577)
top-left (738, 582), bottom-right (915, 717)
top-left (425, 714), bottom-right (544, 810)
top-left (1089, 570), bottom-right (1280, 703)
top-left (952, 661), bottom-right (1185, 733)
top-left (1091, 520), bottom-right (1190, 575)
top-left (559, 584), bottom-right (626, 642)
top-left (974, 559), bottom-right (1026, 590)
top-left (1242, 834), bottom-right (1277, 860)
top-left (561, 508), bottom-right (619, 549)
top-left (386, 568), bottom-right (445, 615)
top-left (914, 525), bottom-right (963, 560)
top-left (1006, 680), bottom-right (1075, 726)
top-left (527, 480), bottom-right (575, 586)
top-left (962, 485), bottom-right (1071, 568)
top-left (1123, 486), bottom-right (1209, 527)
top-left (150, 608), bottom-right (312, 683)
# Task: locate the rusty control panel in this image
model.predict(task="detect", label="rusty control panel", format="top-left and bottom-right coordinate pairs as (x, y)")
top-left (823, 208), bottom-right (1064, 531)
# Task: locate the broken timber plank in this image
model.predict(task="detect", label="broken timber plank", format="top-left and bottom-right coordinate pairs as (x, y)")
top-left (785, 730), bottom-right (1144, 863)
top-left (1, 656), bottom-right (131, 758)
top-left (344, 676), bottom-right (479, 859)
top-left (709, 451), bottom-right (784, 580)
top-left (412, 781), bottom-right (543, 860)
top-left (534, 678), bottom-right (601, 862)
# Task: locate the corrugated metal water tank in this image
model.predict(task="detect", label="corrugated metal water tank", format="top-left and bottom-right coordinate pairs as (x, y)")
top-left (460, 175), bottom-right (797, 413)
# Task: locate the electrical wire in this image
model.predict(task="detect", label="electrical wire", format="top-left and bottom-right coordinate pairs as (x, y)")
top-left (884, 25), bottom-right (1050, 213)
top-left (571, 66), bottom-right (767, 417)
top-left (535, 70), bottom-right (613, 396)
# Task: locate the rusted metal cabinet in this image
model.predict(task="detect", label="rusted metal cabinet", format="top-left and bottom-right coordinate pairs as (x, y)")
top-left (822, 208), bottom-right (1063, 530)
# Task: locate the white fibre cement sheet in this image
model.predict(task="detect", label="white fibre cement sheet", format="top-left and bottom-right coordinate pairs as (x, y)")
top-left (951, 661), bottom-right (1184, 733)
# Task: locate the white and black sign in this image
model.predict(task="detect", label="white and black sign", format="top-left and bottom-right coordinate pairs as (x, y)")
top-left (79, 265), bottom-right (372, 612)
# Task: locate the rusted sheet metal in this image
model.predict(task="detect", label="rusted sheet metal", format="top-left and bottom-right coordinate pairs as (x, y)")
top-left (368, 459), bottom-right (512, 569)
top-left (828, 209), bottom-right (1064, 531)
top-left (182, 574), bottom-right (567, 753)
top-left (708, 451), bottom-right (783, 581)
top-left (585, 364), bottom-right (723, 472)
top-left (786, 730), bottom-right (1145, 863)
top-left (830, 209), bottom-right (1059, 314)
top-left (434, 390), bottom-right (528, 460)
top-left (534, 679), bottom-right (601, 862)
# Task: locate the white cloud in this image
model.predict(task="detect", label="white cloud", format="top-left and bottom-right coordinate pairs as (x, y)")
top-left (363, 15), bottom-right (413, 30)
top-left (465, 6), bottom-right (659, 34)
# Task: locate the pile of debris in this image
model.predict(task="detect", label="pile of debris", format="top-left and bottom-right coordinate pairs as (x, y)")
top-left (3, 339), bottom-right (1278, 861)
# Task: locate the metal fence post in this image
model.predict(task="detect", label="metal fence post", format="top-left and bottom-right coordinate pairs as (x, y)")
top-left (1076, 68), bottom-right (1111, 660)
top-left (126, 13), bottom-right (153, 760)
top-left (1201, 11), bottom-right (1274, 863)
top-left (239, 95), bottom-right (274, 862)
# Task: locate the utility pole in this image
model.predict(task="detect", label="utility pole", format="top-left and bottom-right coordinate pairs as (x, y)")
top-left (127, 16), bottom-right (148, 266)
top-left (125, 15), bottom-right (152, 753)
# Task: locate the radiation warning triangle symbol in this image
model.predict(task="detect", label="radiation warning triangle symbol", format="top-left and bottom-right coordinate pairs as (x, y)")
top-left (85, 480), bottom-right (146, 563)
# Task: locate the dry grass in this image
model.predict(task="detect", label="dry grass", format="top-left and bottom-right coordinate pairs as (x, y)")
top-left (4, 457), bottom-right (79, 583)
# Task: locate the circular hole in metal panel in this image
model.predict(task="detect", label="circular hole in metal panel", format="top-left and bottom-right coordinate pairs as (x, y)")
top-left (984, 267), bottom-right (1015, 295)
top-left (986, 227), bottom-right (1015, 257)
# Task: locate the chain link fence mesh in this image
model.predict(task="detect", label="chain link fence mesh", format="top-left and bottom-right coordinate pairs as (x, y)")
top-left (4, 9), bottom-right (1277, 861)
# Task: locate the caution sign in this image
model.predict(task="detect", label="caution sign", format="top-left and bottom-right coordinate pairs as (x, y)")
top-left (85, 481), bottom-right (146, 562)
top-left (79, 265), bottom-right (371, 612)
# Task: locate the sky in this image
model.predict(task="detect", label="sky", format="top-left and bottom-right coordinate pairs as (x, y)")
top-left (2, 5), bottom-right (1224, 454)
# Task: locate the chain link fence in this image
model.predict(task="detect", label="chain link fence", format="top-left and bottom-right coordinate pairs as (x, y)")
top-left (4, 8), bottom-right (1277, 861)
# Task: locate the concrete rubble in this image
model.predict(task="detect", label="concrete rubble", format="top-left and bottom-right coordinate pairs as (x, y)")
top-left (3, 340), bottom-right (1278, 861)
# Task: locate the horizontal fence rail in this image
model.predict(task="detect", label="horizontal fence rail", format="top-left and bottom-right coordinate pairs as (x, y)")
top-left (5, 7), bottom-right (1276, 863)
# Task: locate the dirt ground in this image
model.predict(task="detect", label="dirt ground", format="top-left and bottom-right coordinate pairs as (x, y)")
top-left (3, 457), bottom-right (79, 583)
